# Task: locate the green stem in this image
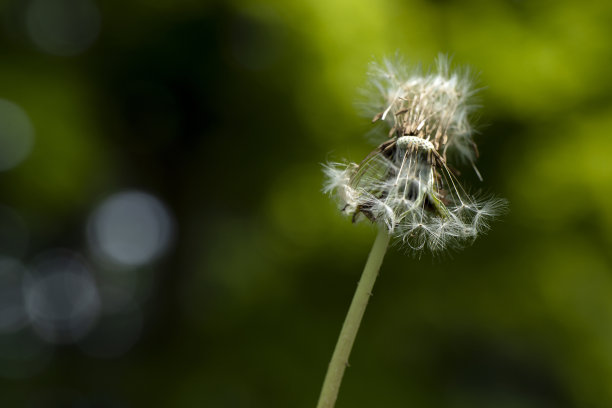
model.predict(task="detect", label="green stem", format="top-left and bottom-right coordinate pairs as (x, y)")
top-left (316, 227), bottom-right (391, 408)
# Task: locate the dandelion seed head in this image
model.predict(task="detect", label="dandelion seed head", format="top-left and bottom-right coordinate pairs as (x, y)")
top-left (324, 55), bottom-right (507, 254)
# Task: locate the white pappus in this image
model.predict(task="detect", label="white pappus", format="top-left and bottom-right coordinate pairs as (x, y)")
top-left (324, 55), bottom-right (507, 253)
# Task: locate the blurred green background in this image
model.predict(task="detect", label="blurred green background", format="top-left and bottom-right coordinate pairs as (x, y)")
top-left (0, 0), bottom-right (611, 406)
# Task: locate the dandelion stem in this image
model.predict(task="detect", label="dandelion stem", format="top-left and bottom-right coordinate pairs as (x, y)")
top-left (316, 227), bottom-right (391, 408)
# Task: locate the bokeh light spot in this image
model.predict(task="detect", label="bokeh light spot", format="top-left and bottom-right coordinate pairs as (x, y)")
top-left (26, 0), bottom-right (101, 56)
top-left (0, 99), bottom-right (35, 171)
top-left (24, 250), bottom-right (100, 344)
top-left (88, 191), bottom-right (175, 269)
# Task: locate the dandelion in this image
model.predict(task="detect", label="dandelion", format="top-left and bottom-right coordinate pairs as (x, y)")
top-left (324, 55), bottom-right (505, 253)
top-left (317, 55), bottom-right (507, 408)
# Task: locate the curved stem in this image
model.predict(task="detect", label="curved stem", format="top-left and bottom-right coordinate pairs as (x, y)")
top-left (316, 227), bottom-right (391, 408)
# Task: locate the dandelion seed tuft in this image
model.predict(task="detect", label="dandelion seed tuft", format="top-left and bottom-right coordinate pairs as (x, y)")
top-left (324, 55), bottom-right (507, 254)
